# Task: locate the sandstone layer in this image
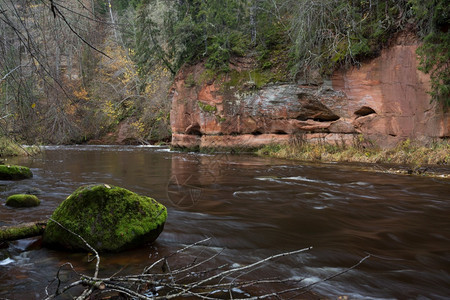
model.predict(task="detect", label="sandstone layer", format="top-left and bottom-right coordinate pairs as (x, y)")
top-left (170, 36), bottom-right (449, 149)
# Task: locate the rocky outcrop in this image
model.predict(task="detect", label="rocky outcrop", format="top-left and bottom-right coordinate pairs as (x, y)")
top-left (332, 33), bottom-right (449, 146)
top-left (170, 35), bottom-right (449, 149)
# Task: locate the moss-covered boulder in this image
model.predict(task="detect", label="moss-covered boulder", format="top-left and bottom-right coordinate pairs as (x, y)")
top-left (0, 165), bottom-right (33, 180)
top-left (43, 184), bottom-right (167, 252)
top-left (5, 194), bottom-right (40, 208)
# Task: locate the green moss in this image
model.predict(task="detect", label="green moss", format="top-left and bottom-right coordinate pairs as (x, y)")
top-left (216, 116), bottom-right (226, 123)
top-left (0, 221), bottom-right (46, 242)
top-left (43, 184), bottom-right (167, 252)
top-left (226, 69), bottom-right (243, 87)
top-left (198, 69), bottom-right (216, 84)
top-left (250, 70), bottom-right (274, 88)
top-left (198, 101), bottom-right (217, 113)
top-left (223, 68), bottom-right (286, 92)
top-left (5, 194), bottom-right (40, 208)
top-left (0, 165), bottom-right (33, 180)
top-left (184, 74), bottom-right (196, 87)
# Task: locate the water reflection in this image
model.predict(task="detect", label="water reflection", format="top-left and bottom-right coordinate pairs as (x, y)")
top-left (1, 146), bottom-right (449, 299)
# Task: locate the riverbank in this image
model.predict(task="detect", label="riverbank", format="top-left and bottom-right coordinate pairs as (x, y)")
top-left (256, 138), bottom-right (450, 178)
top-left (0, 136), bottom-right (40, 159)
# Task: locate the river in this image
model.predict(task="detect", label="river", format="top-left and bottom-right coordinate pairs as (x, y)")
top-left (1, 145), bottom-right (449, 299)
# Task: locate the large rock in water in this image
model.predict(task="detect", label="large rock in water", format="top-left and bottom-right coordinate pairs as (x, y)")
top-left (43, 184), bottom-right (167, 252)
top-left (0, 165), bottom-right (33, 180)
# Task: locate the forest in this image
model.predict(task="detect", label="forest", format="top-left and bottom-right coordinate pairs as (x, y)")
top-left (0, 0), bottom-right (449, 147)
top-left (1, 2), bottom-right (450, 299)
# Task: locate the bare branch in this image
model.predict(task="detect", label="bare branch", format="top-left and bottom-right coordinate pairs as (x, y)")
top-left (48, 218), bottom-right (100, 279)
top-left (51, 5), bottom-right (111, 58)
top-left (42, 231), bottom-right (373, 300)
top-left (0, 65), bottom-right (22, 83)
top-left (293, 254), bottom-right (372, 297)
top-left (143, 237), bottom-right (212, 274)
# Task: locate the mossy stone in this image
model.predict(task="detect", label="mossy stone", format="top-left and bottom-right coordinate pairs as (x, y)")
top-left (198, 101), bottom-right (217, 113)
top-left (0, 165), bottom-right (33, 180)
top-left (43, 184), bottom-right (167, 252)
top-left (5, 194), bottom-right (40, 208)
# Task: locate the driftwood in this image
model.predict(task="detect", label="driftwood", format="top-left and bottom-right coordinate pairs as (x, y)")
top-left (0, 220), bottom-right (47, 242)
top-left (42, 222), bottom-right (372, 300)
top-left (0, 219), bottom-right (373, 299)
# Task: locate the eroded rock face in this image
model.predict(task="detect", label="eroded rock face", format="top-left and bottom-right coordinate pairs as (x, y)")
top-left (170, 35), bottom-right (449, 149)
top-left (171, 77), bottom-right (354, 148)
top-left (332, 34), bottom-right (449, 146)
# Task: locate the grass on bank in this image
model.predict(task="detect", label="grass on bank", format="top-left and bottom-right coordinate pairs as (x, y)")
top-left (257, 136), bottom-right (450, 167)
top-left (0, 136), bottom-right (40, 158)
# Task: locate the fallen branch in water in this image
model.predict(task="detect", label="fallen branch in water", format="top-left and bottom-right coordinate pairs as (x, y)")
top-left (44, 218), bottom-right (101, 300)
top-left (42, 228), bottom-right (372, 300)
top-left (0, 220), bottom-right (47, 242)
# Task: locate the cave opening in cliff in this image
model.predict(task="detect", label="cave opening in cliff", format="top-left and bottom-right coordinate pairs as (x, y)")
top-left (274, 130), bottom-right (288, 135)
top-left (185, 124), bottom-right (203, 136)
top-left (354, 106), bottom-right (377, 117)
top-left (252, 131), bottom-right (263, 135)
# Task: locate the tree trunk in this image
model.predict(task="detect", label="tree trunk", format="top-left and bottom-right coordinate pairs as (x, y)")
top-left (250, 0), bottom-right (257, 45)
top-left (108, 0), bottom-right (119, 42)
top-left (0, 220), bottom-right (47, 242)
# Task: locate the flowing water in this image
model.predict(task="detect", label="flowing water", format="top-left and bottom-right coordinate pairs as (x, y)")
top-left (0, 145), bottom-right (449, 299)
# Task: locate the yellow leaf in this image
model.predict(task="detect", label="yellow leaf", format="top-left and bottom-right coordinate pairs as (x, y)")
top-left (31, 103), bottom-right (36, 108)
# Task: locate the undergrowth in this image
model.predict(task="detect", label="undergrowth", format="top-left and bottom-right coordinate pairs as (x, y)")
top-left (257, 136), bottom-right (450, 167)
top-left (0, 136), bottom-right (40, 158)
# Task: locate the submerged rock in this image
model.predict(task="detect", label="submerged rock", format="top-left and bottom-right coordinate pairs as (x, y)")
top-left (0, 165), bottom-right (33, 180)
top-left (6, 194), bottom-right (40, 207)
top-left (43, 184), bottom-right (167, 252)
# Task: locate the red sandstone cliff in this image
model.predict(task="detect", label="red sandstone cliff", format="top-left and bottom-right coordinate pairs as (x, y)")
top-left (332, 33), bottom-right (449, 146)
top-left (170, 35), bottom-right (449, 149)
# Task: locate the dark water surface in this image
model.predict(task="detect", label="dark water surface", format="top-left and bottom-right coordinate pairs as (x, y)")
top-left (1, 145), bottom-right (449, 299)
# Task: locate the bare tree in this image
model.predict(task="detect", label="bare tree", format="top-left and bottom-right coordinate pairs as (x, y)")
top-left (0, 0), bottom-right (108, 143)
